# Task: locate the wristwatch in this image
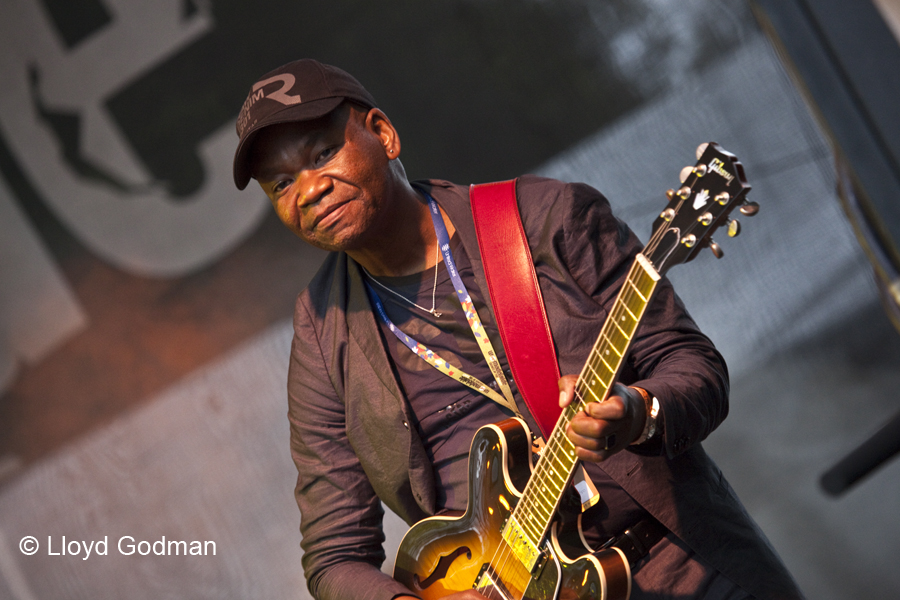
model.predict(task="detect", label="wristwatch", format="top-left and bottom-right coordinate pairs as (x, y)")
top-left (630, 386), bottom-right (660, 445)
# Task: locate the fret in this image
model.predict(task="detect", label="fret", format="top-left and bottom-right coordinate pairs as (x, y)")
top-left (544, 461), bottom-right (563, 482)
top-left (577, 384), bottom-right (603, 405)
top-left (516, 497), bottom-right (554, 540)
top-left (578, 384), bottom-right (604, 404)
top-left (545, 443), bottom-right (574, 467)
top-left (504, 255), bottom-right (664, 572)
top-left (523, 467), bottom-right (564, 506)
top-left (598, 355), bottom-right (615, 379)
top-left (611, 314), bottom-right (630, 339)
top-left (621, 301), bottom-right (638, 322)
top-left (561, 406), bottom-right (580, 430)
top-left (605, 322), bottom-right (628, 349)
top-left (627, 273), bottom-right (650, 296)
top-left (530, 482), bottom-right (556, 510)
top-left (545, 474), bottom-right (563, 494)
top-left (585, 360), bottom-right (613, 390)
top-left (622, 299), bottom-right (644, 323)
top-left (585, 349), bottom-right (616, 379)
top-left (538, 464), bottom-right (566, 489)
top-left (571, 388), bottom-right (590, 409)
top-left (583, 357), bottom-right (611, 384)
top-left (519, 486), bottom-right (543, 516)
top-left (615, 311), bottom-right (636, 336)
top-left (548, 429), bottom-right (574, 453)
top-left (514, 502), bottom-right (541, 529)
top-left (529, 499), bottom-right (552, 520)
top-left (544, 452), bottom-right (568, 476)
top-left (530, 470), bottom-right (562, 499)
top-left (527, 502), bottom-right (552, 526)
top-left (546, 428), bottom-right (565, 450)
top-left (519, 513), bottom-right (542, 539)
top-left (625, 276), bottom-right (648, 303)
top-left (521, 515), bottom-right (547, 540)
top-left (600, 333), bottom-right (623, 357)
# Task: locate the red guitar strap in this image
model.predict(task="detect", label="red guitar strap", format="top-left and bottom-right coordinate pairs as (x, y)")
top-left (470, 180), bottom-right (561, 439)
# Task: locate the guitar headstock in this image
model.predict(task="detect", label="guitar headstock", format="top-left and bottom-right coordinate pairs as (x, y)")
top-left (643, 142), bottom-right (754, 275)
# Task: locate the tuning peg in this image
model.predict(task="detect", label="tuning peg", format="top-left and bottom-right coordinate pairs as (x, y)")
top-left (680, 166), bottom-right (693, 183)
top-left (666, 188), bottom-right (675, 200)
top-left (727, 219), bottom-right (741, 237)
top-left (696, 143), bottom-right (709, 160)
top-left (709, 239), bottom-right (724, 259)
top-left (739, 201), bottom-right (760, 216)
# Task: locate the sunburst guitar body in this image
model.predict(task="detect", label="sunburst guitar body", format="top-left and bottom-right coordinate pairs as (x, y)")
top-left (393, 418), bottom-right (631, 600)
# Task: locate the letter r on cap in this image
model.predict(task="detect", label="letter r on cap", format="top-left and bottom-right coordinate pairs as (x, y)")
top-left (252, 74), bottom-right (302, 106)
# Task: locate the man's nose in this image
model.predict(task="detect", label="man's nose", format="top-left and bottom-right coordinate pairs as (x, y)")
top-left (295, 170), bottom-right (331, 207)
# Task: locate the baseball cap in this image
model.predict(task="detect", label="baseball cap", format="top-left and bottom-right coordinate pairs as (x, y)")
top-left (232, 59), bottom-right (377, 190)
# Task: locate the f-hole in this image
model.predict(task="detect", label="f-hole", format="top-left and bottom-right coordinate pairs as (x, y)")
top-left (413, 546), bottom-right (472, 591)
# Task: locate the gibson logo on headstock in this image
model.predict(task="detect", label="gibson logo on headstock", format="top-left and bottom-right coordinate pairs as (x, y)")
top-left (708, 158), bottom-right (734, 184)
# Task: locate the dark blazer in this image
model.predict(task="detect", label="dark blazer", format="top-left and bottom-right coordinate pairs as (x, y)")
top-left (287, 176), bottom-right (802, 600)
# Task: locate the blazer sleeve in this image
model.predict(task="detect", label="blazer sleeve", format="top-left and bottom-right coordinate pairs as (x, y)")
top-left (521, 176), bottom-right (729, 458)
top-left (288, 295), bottom-right (415, 600)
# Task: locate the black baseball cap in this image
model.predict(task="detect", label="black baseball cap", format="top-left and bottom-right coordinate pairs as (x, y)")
top-left (232, 59), bottom-right (377, 190)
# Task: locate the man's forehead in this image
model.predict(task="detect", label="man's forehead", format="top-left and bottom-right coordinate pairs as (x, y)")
top-left (250, 111), bottom-right (349, 172)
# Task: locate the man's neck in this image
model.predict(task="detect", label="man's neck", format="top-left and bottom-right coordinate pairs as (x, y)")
top-left (349, 184), bottom-right (454, 277)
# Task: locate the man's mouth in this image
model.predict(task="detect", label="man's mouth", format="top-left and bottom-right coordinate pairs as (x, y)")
top-left (312, 199), bottom-right (350, 230)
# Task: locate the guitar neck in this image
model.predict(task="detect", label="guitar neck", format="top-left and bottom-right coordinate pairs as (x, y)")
top-left (499, 142), bottom-right (752, 574)
top-left (502, 253), bottom-right (661, 571)
top-left (575, 253), bottom-right (661, 410)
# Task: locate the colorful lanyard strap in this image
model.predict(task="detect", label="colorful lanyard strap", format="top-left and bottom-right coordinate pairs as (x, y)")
top-left (363, 195), bottom-right (521, 418)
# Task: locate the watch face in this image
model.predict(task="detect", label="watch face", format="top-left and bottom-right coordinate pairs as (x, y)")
top-left (645, 397), bottom-right (659, 440)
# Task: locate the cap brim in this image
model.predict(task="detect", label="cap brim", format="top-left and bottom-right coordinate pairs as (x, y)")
top-left (232, 96), bottom-right (345, 190)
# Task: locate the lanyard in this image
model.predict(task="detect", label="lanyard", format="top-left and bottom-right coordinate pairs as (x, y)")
top-left (364, 196), bottom-right (520, 418)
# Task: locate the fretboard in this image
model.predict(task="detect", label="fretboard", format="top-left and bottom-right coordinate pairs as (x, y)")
top-left (501, 253), bottom-right (661, 571)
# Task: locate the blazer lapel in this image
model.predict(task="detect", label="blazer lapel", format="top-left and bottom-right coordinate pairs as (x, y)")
top-left (345, 260), bottom-right (405, 397)
top-left (343, 257), bottom-right (437, 517)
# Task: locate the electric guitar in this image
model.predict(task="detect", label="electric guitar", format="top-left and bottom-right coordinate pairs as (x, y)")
top-left (393, 143), bottom-right (755, 600)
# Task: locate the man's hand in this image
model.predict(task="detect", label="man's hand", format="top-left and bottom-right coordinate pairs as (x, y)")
top-left (558, 375), bottom-right (647, 462)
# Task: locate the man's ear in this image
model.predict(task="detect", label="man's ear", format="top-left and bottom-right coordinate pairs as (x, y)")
top-left (365, 108), bottom-right (401, 159)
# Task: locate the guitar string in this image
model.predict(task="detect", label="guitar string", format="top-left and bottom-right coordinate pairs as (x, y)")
top-left (477, 200), bottom-right (681, 594)
top-left (502, 293), bottom-right (651, 591)
top-left (491, 185), bottom-right (709, 590)
top-left (499, 261), bottom-right (647, 559)
top-left (479, 263), bottom-right (648, 594)
top-left (491, 328), bottom-right (620, 571)
top-left (491, 263), bottom-right (647, 588)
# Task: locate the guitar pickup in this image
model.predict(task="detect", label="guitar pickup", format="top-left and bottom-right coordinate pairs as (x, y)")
top-left (501, 516), bottom-right (542, 572)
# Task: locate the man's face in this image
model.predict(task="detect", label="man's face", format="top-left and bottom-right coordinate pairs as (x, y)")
top-left (249, 104), bottom-right (394, 253)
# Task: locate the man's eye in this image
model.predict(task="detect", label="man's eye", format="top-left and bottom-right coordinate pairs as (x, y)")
top-left (317, 147), bottom-right (336, 163)
top-left (272, 180), bottom-right (291, 194)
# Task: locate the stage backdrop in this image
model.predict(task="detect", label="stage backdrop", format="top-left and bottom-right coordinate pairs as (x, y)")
top-left (1, 1), bottom-right (899, 599)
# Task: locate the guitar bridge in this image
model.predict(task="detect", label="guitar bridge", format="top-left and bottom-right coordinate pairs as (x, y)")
top-left (474, 563), bottom-right (514, 600)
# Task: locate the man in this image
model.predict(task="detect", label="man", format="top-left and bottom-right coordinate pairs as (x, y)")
top-left (232, 59), bottom-right (803, 600)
